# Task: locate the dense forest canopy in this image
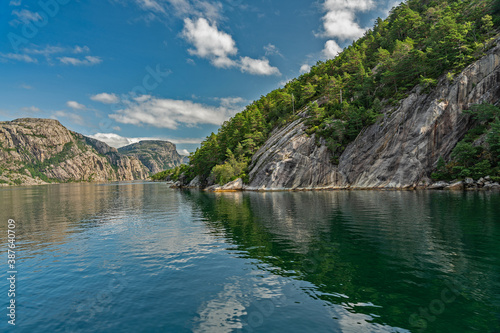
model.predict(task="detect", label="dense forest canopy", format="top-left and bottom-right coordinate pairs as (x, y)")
top-left (153, 0), bottom-right (500, 185)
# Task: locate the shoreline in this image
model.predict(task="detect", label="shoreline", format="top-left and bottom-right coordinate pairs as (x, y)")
top-left (170, 177), bottom-right (500, 193)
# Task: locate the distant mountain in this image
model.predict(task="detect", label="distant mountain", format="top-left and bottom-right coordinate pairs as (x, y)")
top-left (0, 118), bottom-right (183, 186)
top-left (118, 140), bottom-right (187, 174)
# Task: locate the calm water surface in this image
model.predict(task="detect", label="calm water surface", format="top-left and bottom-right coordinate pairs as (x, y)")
top-left (0, 182), bottom-right (499, 332)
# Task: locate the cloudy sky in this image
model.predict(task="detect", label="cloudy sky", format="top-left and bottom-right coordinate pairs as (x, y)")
top-left (0, 0), bottom-right (400, 154)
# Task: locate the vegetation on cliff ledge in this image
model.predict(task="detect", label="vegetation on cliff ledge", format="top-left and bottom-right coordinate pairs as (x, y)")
top-left (432, 103), bottom-right (500, 181)
top-left (154, 0), bottom-right (500, 185)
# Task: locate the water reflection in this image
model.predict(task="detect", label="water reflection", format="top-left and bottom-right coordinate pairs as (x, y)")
top-left (183, 190), bottom-right (500, 332)
top-left (0, 184), bottom-right (498, 332)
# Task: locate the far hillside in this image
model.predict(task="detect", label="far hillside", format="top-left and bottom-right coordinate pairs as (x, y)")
top-left (118, 140), bottom-right (188, 175)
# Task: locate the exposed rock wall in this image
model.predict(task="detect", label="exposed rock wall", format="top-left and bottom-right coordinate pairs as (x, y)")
top-left (0, 118), bottom-right (149, 185)
top-left (247, 40), bottom-right (500, 190)
top-left (118, 140), bottom-right (186, 174)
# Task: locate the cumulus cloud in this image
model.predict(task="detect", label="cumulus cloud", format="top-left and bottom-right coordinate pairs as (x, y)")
top-left (66, 101), bottom-right (86, 110)
top-left (90, 93), bottom-right (119, 104)
top-left (182, 17), bottom-right (238, 68)
top-left (300, 64), bottom-right (311, 74)
top-left (181, 17), bottom-right (280, 75)
top-left (178, 149), bottom-right (190, 156)
top-left (319, 0), bottom-right (374, 41)
top-left (323, 40), bottom-right (343, 58)
top-left (240, 57), bottom-right (281, 76)
top-left (109, 95), bottom-right (244, 130)
top-left (59, 56), bottom-right (102, 66)
top-left (88, 133), bottom-right (203, 148)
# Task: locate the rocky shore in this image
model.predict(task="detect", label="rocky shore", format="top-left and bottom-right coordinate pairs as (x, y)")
top-left (170, 176), bottom-right (500, 192)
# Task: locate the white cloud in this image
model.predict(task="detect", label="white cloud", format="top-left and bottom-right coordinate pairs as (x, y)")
top-left (112, 126), bottom-right (122, 131)
top-left (135, 0), bottom-right (165, 13)
top-left (11, 9), bottom-right (41, 24)
top-left (178, 149), bottom-right (190, 156)
top-left (20, 106), bottom-right (40, 113)
top-left (264, 43), bottom-right (283, 57)
top-left (109, 95), bottom-right (243, 130)
top-left (216, 97), bottom-right (247, 108)
top-left (319, 0), bottom-right (374, 41)
top-left (2, 45), bottom-right (98, 65)
top-left (300, 64), bottom-right (311, 74)
top-left (181, 17), bottom-right (280, 75)
top-left (9, 0), bottom-right (21, 6)
top-left (90, 93), bottom-right (119, 104)
top-left (182, 17), bottom-right (238, 68)
top-left (239, 57), bottom-right (281, 76)
top-left (278, 78), bottom-right (293, 87)
top-left (129, 0), bottom-right (223, 21)
top-left (24, 45), bottom-right (66, 56)
top-left (59, 56), bottom-right (102, 66)
top-left (73, 45), bottom-right (90, 54)
top-left (88, 133), bottom-right (203, 148)
top-left (0, 52), bottom-right (37, 63)
top-left (51, 111), bottom-right (85, 126)
top-left (66, 101), bottom-right (86, 110)
top-left (323, 40), bottom-right (343, 58)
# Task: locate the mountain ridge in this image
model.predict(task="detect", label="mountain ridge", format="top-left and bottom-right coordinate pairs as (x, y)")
top-left (0, 118), bottom-right (184, 186)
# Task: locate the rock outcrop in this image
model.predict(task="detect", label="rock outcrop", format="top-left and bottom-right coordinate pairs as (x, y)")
top-left (118, 140), bottom-right (186, 174)
top-left (246, 113), bottom-right (346, 190)
top-left (0, 118), bottom-right (149, 185)
top-left (247, 39), bottom-right (500, 190)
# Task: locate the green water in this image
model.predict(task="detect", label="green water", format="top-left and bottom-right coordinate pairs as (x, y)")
top-left (0, 183), bottom-right (499, 332)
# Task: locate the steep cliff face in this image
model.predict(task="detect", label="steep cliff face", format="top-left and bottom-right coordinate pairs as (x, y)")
top-left (0, 118), bottom-right (149, 185)
top-left (246, 113), bottom-right (346, 190)
top-left (118, 140), bottom-right (186, 174)
top-left (247, 40), bottom-right (500, 190)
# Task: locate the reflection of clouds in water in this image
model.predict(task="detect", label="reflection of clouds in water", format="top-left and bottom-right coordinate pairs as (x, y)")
top-left (193, 270), bottom-right (411, 333)
top-left (193, 273), bottom-right (289, 333)
top-left (324, 306), bottom-right (411, 333)
top-left (194, 281), bottom-right (246, 333)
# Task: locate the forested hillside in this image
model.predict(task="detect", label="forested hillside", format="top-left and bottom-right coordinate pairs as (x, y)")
top-left (154, 0), bottom-right (500, 186)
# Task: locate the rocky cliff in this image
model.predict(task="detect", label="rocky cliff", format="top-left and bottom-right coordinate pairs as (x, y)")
top-left (246, 40), bottom-right (500, 190)
top-left (0, 118), bottom-right (149, 186)
top-left (118, 140), bottom-right (186, 174)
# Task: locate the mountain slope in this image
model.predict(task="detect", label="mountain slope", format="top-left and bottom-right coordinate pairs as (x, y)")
top-left (246, 41), bottom-right (500, 189)
top-left (118, 140), bottom-right (186, 174)
top-left (0, 118), bottom-right (149, 186)
top-left (155, 0), bottom-right (500, 189)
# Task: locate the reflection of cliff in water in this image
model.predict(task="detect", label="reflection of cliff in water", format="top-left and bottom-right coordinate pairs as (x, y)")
top-left (182, 189), bottom-right (500, 332)
top-left (0, 182), bottom-right (184, 256)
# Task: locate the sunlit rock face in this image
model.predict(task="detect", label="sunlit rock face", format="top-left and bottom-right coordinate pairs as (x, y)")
top-left (247, 40), bottom-right (500, 190)
top-left (0, 118), bottom-right (149, 185)
top-left (118, 140), bottom-right (186, 174)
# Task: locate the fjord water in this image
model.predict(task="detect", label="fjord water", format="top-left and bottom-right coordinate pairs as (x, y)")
top-left (0, 183), bottom-right (499, 333)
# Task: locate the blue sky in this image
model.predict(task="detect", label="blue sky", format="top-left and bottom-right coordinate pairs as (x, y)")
top-left (0, 0), bottom-right (400, 154)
